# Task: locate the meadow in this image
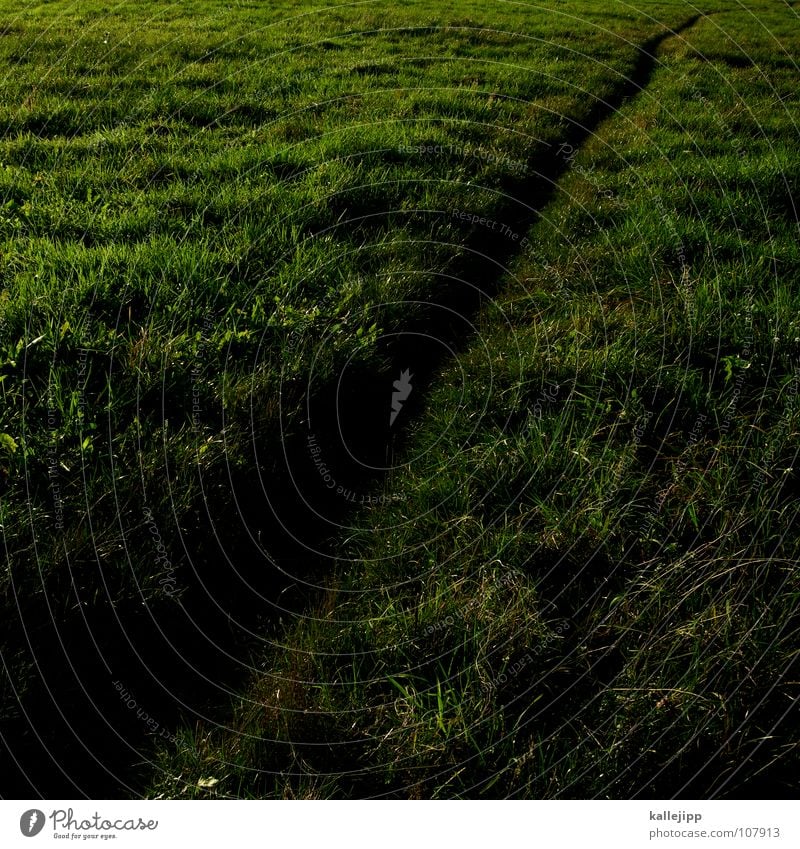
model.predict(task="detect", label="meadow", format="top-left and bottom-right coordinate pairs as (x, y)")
top-left (0, 0), bottom-right (798, 798)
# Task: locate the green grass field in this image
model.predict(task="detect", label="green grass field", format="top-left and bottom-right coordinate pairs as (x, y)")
top-left (0, 0), bottom-right (798, 799)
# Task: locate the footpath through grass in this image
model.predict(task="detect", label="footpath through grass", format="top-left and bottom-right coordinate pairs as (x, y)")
top-left (145, 2), bottom-right (800, 798)
top-left (0, 0), bottom-right (709, 797)
top-left (0, 0), bottom-right (797, 798)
